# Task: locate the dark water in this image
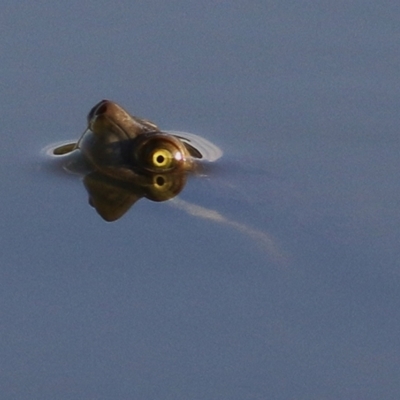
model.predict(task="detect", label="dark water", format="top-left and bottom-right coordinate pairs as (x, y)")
top-left (2, 2), bottom-right (400, 399)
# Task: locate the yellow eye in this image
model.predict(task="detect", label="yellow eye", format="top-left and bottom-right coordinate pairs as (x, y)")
top-left (151, 149), bottom-right (174, 169)
top-left (132, 134), bottom-right (188, 172)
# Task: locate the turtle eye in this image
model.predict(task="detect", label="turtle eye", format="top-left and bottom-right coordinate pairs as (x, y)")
top-left (151, 148), bottom-right (176, 169)
top-left (133, 135), bottom-right (186, 172)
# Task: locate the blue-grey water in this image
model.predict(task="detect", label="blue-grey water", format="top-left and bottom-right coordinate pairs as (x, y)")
top-left (1, 2), bottom-right (400, 399)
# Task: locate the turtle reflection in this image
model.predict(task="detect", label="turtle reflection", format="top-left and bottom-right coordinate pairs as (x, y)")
top-left (83, 169), bottom-right (187, 221)
top-left (50, 100), bottom-right (222, 221)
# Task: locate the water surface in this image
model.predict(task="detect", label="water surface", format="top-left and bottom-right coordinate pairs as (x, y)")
top-left (1, 2), bottom-right (400, 399)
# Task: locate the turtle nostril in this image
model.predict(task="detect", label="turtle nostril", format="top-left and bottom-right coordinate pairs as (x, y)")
top-left (95, 102), bottom-right (108, 115)
top-left (87, 100), bottom-right (109, 122)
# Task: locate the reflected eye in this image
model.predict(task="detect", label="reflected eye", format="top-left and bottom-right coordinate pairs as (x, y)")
top-left (154, 175), bottom-right (166, 188)
top-left (152, 174), bottom-right (171, 192)
top-left (145, 172), bottom-right (187, 202)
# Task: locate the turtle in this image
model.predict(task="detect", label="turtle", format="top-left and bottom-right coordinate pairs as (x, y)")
top-left (49, 100), bottom-right (222, 221)
top-left (53, 99), bottom-right (207, 176)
